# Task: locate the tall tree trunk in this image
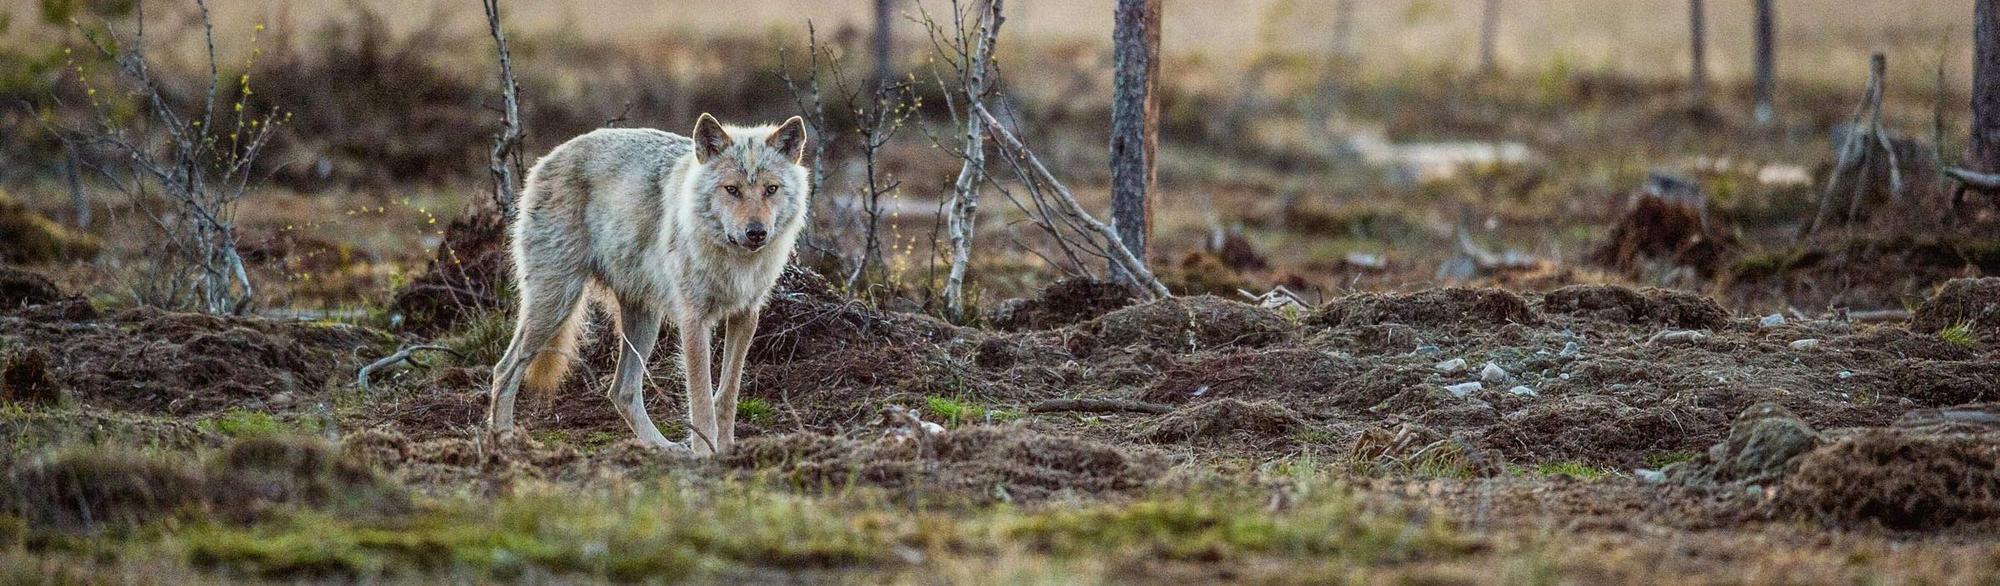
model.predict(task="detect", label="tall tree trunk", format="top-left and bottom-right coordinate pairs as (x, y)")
top-left (1689, 0), bottom-right (1709, 101)
top-left (873, 0), bottom-right (894, 92)
top-left (1109, 0), bottom-right (1160, 287)
top-left (1972, 0), bottom-right (2000, 174)
top-left (1331, 0), bottom-right (1356, 58)
top-left (943, 0), bottom-right (1002, 321)
top-left (1753, 0), bottom-right (1776, 125)
top-left (1478, 0), bottom-right (1501, 75)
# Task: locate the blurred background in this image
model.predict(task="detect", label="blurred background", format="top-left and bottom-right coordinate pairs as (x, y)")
top-left (0, 0), bottom-right (1990, 324)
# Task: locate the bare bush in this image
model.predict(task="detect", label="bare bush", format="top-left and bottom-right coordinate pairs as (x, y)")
top-left (56, 0), bottom-right (277, 314)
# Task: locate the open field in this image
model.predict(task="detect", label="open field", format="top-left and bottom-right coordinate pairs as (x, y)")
top-left (2, 0), bottom-right (1999, 583)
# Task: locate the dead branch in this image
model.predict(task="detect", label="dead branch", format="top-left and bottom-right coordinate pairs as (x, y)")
top-left (1027, 398), bottom-right (1173, 415)
top-left (973, 102), bottom-right (1172, 299)
top-left (481, 0), bottom-right (525, 216)
top-left (356, 344), bottom-right (465, 394)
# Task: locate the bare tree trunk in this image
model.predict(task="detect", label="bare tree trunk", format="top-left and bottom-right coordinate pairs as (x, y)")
top-left (483, 0), bottom-right (525, 216)
top-left (1753, 0), bottom-right (1776, 125)
top-left (1109, 0), bottom-right (1159, 288)
top-left (943, 0), bottom-right (1003, 320)
top-left (1689, 0), bottom-right (1708, 101)
top-left (1972, 0), bottom-right (2000, 175)
top-left (1331, 0), bottom-right (1356, 58)
top-left (1478, 0), bottom-right (1501, 75)
top-left (62, 142), bottom-right (88, 229)
top-left (873, 0), bottom-right (895, 92)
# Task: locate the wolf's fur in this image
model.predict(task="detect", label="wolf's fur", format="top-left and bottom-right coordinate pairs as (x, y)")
top-left (488, 114), bottom-right (810, 456)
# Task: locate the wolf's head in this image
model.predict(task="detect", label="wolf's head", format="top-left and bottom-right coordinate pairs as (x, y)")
top-left (684, 113), bottom-right (811, 254)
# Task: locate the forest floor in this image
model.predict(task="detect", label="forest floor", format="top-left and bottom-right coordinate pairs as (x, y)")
top-left (4, 266), bottom-right (1999, 583)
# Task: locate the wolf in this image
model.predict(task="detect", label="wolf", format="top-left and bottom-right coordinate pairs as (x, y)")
top-left (486, 113), bottom-right (810, 456)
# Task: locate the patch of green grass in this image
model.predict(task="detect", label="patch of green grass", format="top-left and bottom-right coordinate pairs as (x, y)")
top-left (923, 396), bottom-right (1022, 426)
top-left (737, 398), bottom-right (777, 425)
top-left (1524, 461), bottom-right (1614, 481)
top-left (199, 409), bottom-right (305, 438)
top-left (443, 310), bottom-right (515, 368)
top-left (1642, 451), bottom-right (1696, 469)
top-left (1002, 490), bottom-right (1471, 564)
top-left (1940, 321), bottom-right (1980, 348)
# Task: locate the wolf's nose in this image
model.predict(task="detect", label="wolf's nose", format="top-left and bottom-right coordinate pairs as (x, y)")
top-left (744, 223), bottom-right (768, 246)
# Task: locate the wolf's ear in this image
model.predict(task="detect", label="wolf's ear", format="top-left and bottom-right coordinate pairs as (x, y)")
top-left (692, 113), bottom-right (732, 163)
top-left (766, 116), bottom-right (808, 164)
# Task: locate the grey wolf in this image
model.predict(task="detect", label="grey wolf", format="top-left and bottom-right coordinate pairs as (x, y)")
top-left (486, 114), bottom-right (810, 456)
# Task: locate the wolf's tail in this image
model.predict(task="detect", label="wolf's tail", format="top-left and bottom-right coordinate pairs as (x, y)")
top-left (523, 301), bottom-right (588, 395)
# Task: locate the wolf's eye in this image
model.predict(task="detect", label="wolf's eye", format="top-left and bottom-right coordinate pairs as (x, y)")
top-left (763, 185), bottom-right (780, 197)
top-left (723, 185), bottom-right (741, 197)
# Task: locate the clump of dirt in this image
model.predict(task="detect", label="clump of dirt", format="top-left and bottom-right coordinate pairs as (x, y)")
top-left (1487, 394), bottom-right (1717, 467)
top-left (1721, 237), bottom-right (1981, 313)
top-left (1890, 360), bottom-right (2000, 407)
top-left (2, 448), bottom-right (206, 533)
top-left (388, 209), bottom-right (508, 334)
top-left (1349, 422), bottom-right (1504, 478)
top-left (1077, 295), bottom-right (1293, 355)
top-left (0, 306), bottom-right (390, 415)
top-left (2, 435), bottom-right (407, 533)
top-left (1585, 177), bottom-right (1738, 278)
top-left (204, 435), bottom-right (413, 522)
top-left (752, 265), bottom-right (956, 363)
top-left (1670, 403), bottom-right (1821, 486)
top-left (1, 347), bottom-right (62, 405)
top-left (1541, 284), bottom-right (1733, 330)
top-left (0, 266), bottom-right (66, 309)
top-left (1165, 251), bottom-right (1256, 296)
top-left (1783, 429), bottom-right (2000, 530)
top-left (1313, 288), bottom-right (1541, 330)
top-left (1138, 348), bottom-right (1373, 408)
top-left (987, 278), bottom-right (1135, 332)
top-left (0, 189), bottom-right (101, 265)
top-left (1141, 398), bottom-right (1306, 444)
top-left (1909, 277), bottom-right (2000, 345)
top-left (1209, 231), bottom-right (1270, 271)
top-left (726, 426), bottom-right (1166, 503)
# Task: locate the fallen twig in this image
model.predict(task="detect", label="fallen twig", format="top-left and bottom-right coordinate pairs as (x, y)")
top-left (1027, 398), bottom-right (1174, 415)
top-left (357, 344), bottom-right (465, 394)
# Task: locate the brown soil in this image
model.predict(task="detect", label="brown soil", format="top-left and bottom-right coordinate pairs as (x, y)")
top-left (1721, 237), bottom-right (1986, 312)
top-left (1540, 284), bottom-right (1733, 330)
top-left (986, 277), bottom-right (1134, 331)
top-left (387, 209), bottom-right (509, 334)
top-left (725, 425), bottom-right (1166, 504)
top-left (1909, 277), bottom-right (2000, 345)
top-left (2, 436), bottom-right (407, 533)
top-left (1586, 185), bottom-right (1739, 279)
top-left (11, 268), bottom-right (2000, 537)
top-left (1312, 288), bottom-right (1541, 330)
top-left (1141, 398), bottom-right (1307, 445)
top-left (1783, 428), bottom-right (2000, 530)
top-left (0, 266), bottom-right (66, 309)
top-left (0, 347), bottom-right (61, 406)
top-left (0, 304), bottom-right (391, 415)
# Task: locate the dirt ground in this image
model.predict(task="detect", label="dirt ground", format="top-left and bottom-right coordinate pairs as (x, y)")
top-left (5, 269), bottom-right (1999, 581)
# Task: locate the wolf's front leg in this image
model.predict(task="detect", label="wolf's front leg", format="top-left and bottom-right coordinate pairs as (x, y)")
top-left (680, 315), bottom-right (720, 457)
top-left (714, 309), bottom-right (760, 453)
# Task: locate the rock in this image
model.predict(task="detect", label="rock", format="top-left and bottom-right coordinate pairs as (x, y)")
top-left (1647, 330), bottom-right (1707, 345)
top-left (1444, 382), bottom-right (1483, 398)
top-left (1480, 362), bottom-right (1510, 384)
top-left (1788, 338), bottom-right (1820, 351)
top-left (1671, 402), bottom-right (1821, 486)
top-left (1635, 468), bottom-right (1666, 483)
top-left (1759, 313), bottom-right (1786, 328)
top-left (1434, 358), bottom-right (1467, 373)
top-left (1506, 385), bottom-right (1538, 397)
top-left (1558, 341), bottom-right (1581, 357)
